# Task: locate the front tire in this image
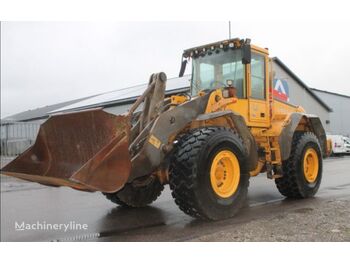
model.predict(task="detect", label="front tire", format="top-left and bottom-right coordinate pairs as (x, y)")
top-left (275, 132), bottom-right (322, 198)
top-left (169, 127), bottom-right (250, 220)
top-left (103, 175), bottom-right (164, 207)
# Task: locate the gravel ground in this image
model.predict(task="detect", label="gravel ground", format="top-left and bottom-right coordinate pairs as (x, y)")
top-left (191, 198), bottom-right (350, 241)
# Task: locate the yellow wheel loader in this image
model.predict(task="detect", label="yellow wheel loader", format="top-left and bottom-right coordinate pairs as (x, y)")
top-left (1, 38), bottom-right (327, 220)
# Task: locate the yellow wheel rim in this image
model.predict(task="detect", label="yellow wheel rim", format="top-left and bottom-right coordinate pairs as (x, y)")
top-left (210, 150), bottom-right (240, 198)
top-left (303, 148), bottom-right (319, 183)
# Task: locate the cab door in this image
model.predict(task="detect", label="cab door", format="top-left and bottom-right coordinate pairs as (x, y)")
top-left (247, 52), bottom-right (269, 127)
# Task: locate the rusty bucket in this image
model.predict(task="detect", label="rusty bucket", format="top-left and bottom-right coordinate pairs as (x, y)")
top-left (1, 109), bottom-right (132, 193)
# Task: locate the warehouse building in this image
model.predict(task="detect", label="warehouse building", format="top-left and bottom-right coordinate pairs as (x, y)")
top-left (310, 88), bottom-right (350, 137)
top-left (2, 57), bottom-right (344, 155)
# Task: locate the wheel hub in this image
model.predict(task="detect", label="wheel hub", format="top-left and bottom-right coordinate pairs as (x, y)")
top-left (210, 150), bottom-right (240, 198)
top-left (303, 148), bottom-right (319, 183)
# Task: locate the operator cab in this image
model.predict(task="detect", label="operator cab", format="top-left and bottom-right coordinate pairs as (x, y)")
top-left (181, 38), bottom-right (252, 98)
top-left (191, 47), bottom-right (246, 98)
top-left (180, 38), bottom-right (270, 127)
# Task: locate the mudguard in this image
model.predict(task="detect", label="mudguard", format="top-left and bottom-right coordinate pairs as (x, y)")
top-left (193, 110), bottom-right (259, 172)
top-left (279, 112), bottom-right (327, 160)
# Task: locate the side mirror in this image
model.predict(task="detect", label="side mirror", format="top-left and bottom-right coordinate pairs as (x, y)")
top-left (242, 44), bottom-right (251, 64)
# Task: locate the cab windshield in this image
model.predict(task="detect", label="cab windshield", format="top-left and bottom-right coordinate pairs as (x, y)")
top-left (191, 49), bottom-right (245, 97)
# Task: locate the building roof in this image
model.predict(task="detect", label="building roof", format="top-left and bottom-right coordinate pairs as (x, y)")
top-left (2, 75), bottom-right (192, 122)
top-left (50, 75), bottom-right (191, 114)
top-left (310, 88), bottom-right (350, 99)
top-left (2, 95), bottom-right (97, 122)
top-left (272, 57), bottom-right (332, 112)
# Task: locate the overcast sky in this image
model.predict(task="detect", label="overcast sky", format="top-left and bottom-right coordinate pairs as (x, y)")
top-left (1, 21), bottom-right (350, 118)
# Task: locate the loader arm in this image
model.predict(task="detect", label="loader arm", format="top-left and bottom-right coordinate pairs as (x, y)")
top-left (0, 72), bottom-right (210, 193)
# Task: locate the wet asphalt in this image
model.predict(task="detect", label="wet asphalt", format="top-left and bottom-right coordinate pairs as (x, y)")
top-left (1, 156), bottom-right (350, 241)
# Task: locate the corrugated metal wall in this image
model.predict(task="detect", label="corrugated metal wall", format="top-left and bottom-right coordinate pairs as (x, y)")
top-left (312, 91), bottom-right (350, 136)
top-left (1, 122), bottom-right (40, 156)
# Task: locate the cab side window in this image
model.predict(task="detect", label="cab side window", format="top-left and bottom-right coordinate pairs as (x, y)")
top-left (250, 53), bottom-right (266, 99)
top-left (199, 63), bottom-right (214, 87)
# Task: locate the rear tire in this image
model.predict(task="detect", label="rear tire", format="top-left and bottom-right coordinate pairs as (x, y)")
top-left (103, 176), bottom-right (164, 207)
top-left (169, 127), bottom-right (250, 220)
top-left (275, 132), bottom-right (322, 198)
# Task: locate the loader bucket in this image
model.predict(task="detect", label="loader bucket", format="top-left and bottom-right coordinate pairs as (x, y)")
top-left (1, 109), bottom-right (132, 193)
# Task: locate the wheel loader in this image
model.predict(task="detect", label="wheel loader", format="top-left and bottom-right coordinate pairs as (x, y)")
top-left (1, 38), bottom-right (327, 220)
